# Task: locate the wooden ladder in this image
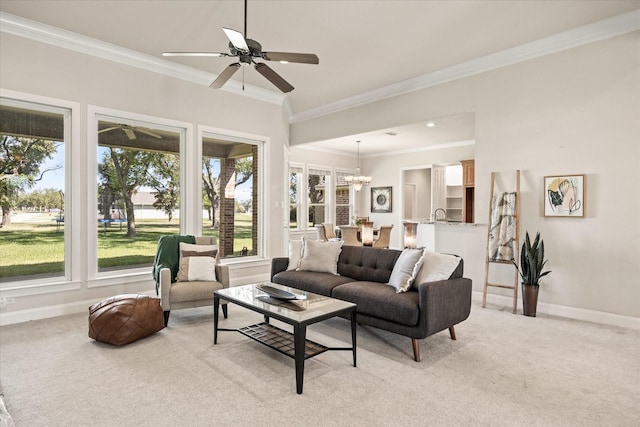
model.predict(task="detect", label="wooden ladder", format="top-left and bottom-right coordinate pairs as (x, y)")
top-left (482, 170), bottom-right (520, 314)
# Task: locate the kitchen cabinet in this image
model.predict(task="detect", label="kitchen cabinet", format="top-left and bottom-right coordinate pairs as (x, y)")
top-left (462, 160), bottom-right (475, 186)
top-left (461, 160), bottom-right (475, 223)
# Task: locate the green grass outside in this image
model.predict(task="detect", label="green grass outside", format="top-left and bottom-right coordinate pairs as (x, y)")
top-left (0, 213), bottom-right (253, 280)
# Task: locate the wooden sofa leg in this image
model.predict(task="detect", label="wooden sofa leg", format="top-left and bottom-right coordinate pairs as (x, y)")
top-left (449, 326), bottom-right (457, 340)
top-left (412, 338), bottom-right (421, 362)
top-left (163, 310), bottom-right (170, 326)
top-left (222, 304), bottom-right (228, 319)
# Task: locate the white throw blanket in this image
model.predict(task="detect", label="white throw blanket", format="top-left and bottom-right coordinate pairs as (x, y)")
top-left (488, 192), bottom-right (517, 262)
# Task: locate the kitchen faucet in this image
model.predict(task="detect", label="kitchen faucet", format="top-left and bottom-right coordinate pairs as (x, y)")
top-left (434, 208), bottom-right (447, 222)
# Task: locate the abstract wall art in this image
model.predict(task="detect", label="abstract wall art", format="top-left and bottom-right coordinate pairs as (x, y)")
top-left (544, 175), bottom-right (585, 217)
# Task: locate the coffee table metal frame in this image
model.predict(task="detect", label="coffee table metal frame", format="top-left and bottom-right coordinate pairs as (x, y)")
top-left (214, 283), bottom-right (357, 394)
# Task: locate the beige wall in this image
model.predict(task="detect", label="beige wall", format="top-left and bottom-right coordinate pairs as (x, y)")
top-left (291, 32), bottom-right (640, 319)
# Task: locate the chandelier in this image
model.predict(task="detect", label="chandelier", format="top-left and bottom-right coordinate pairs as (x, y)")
top-left (344, 140), bottom-right (372, 191)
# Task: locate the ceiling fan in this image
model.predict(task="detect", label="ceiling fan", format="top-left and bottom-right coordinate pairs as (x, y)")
top-left (162, 0), bottom-right (319, 93)
top-left (98, 124), bottom-right (162, 140)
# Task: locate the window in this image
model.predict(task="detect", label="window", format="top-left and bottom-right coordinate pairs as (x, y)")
top-left (335, 170), bottom-right (353, 226)
top-left (96, 115), bottom-right (182, 272)
top-left (308, 166), bottom-right (330, 227)
top-left (288, 164), bottom-right (303, 230)
top-left (201, 132), bottom-right (262, 259)
top-left (0, 99), bottom-right (70, 282)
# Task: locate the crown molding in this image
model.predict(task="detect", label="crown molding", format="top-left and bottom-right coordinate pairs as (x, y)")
top-left (0, 12), bottom-right (286, 107)
top-left (290, 9), bottom-right (640, 123)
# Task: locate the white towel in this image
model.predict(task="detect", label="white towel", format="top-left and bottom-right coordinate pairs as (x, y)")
top-left (488, 192), bottom-right (517, 262)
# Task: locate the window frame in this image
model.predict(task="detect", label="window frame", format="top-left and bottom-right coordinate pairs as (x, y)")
top-left (0, 89), bottom-right (81, 292)
top-left (198, 125), bottom-right (267, 263)
top-left (306, 164), bottom-right (332, 228)
top-left (288, 162), bottom-right (304, 231)
top-left (88, 106), bottom-right (191, 282)
top-left (334, 168), bottom-right (355, 226)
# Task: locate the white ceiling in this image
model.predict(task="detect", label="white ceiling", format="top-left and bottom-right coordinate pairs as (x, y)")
top-left (1, 0), bottom-right (638, 155)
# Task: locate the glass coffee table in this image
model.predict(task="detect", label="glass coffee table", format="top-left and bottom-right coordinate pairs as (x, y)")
top-left (214, 283), bottom-right (357, 394)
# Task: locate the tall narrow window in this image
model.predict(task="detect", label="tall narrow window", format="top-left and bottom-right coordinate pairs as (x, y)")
top-left (308, 166), bottom-right (330, 227)
top-left (335, 170), bottom-right (353, 226)
top-left (289, 165), bottom-right (303, 230)
top-left (201, 133), bottom-right (261, 258)
top-left (97, 117), bottom-right (182, 272)
top-left (0, 99), bottom-right (68, 282)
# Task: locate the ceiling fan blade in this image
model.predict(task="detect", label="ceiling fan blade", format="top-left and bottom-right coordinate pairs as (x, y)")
top-left (123, 128), bottom-right (137, 140)
top-left (210, 63), bottom-right (241, 89)
top-left (222, 28), bottom-right (249, 52)
top-left (136, 129), bottom-right (162, 139)
top-left (98, 126), bottom-right (120, 134)
top-left (262, 52), bottom-right (319, 65)
top-left (254, 63), bottom-right (294, 93)
top-left (162, 52), bottom-right (228, 57)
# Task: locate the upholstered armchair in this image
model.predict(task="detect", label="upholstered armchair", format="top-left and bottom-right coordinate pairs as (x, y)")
top-left (153, 235), bottom-right (229, 326)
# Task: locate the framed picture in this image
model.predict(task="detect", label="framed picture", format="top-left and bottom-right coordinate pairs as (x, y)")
top-left (371, 186), bottom-right (392, 213)
top-left (544, 174), bottom-right (585, 217)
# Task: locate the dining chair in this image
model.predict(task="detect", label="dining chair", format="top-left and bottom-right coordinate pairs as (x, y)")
top-left (373, 225), bottom-right (394, 248)
top-left (315, 224), bottom-right (328, 241)
top-left (339, 225), bottom-right (362, 246)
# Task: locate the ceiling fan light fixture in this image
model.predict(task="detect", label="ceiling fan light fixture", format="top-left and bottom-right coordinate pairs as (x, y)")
top-left (222, 27), bottom-right (249, 52)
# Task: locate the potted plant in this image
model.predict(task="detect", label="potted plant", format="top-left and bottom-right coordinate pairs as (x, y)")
top-left (513, 231), bottom-right (551, 317)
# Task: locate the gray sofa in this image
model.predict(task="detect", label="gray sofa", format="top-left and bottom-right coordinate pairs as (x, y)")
top-left (271, 245), bottom-right (472, 361)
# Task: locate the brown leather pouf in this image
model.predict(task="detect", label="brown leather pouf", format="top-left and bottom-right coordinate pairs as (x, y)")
top-left (88, 294), bottom-right (165, 346)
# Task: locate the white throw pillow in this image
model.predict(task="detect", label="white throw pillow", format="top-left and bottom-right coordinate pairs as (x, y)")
top-left (176, 256), bottom-right (217, 282)
top-left (413, 251), bottom-right (460, 286)
top-left (297, 236), bottom-right (343, 275)
top-left (179, 242), bottom-right (218, 262)
top-left (388, 248), bottom-right (425, 293)
top-left (287, 240), bottom-right (304, 271)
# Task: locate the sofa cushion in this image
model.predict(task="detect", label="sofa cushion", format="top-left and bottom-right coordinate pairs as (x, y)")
top-left (170, 280), bottom-right (224, 303)
top-left (272, 270), bottom-right (353, 296)
top-left (414, 251), bottom-right (461, 286)
top-left (332, 281), bottom-right (420, 326)
top-left (337, 246), bottom-right (401, 283)
top-left (387, 248), bottom-right (425, 292)
top-left (298, 237), bottom-right (343, 275)
top-left (179, 242), bottom-right (219, 262)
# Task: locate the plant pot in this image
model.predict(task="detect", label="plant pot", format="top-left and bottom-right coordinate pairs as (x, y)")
top-left (521, 283), bottom-right (539, 317)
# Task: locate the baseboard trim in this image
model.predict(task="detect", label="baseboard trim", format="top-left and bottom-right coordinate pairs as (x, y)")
top-left (474, 291), bottom-right (640, 331)
top-left (3, 286), bottom-right (637, 330)
top-left (0, 291), bottom-right (155, 326)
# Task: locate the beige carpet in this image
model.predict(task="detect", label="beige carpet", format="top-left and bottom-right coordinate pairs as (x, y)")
top-left (1, 300), bottom-right (639, 427)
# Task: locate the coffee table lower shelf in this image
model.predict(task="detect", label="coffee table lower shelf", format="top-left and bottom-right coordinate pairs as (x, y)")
top-left (238, 322), bottom-right (328, 359)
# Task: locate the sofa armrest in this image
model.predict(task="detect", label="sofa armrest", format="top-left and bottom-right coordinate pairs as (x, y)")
top-left (415, 277), bottom-right (472, 336)
top-left (271, 257), bottom-right (290, 280)
top-left (216, 264), bottom-right (230, 288)
top-left (159, 267), bottom-right (173, 311)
